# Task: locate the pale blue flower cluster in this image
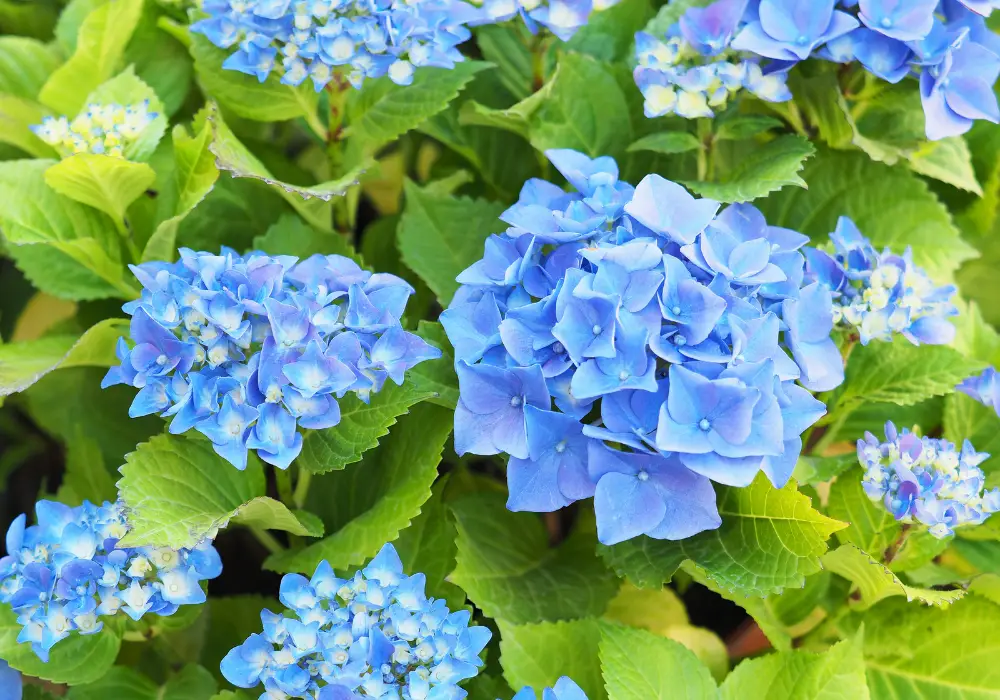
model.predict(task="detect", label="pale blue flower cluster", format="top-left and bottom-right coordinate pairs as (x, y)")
top-left (647, 0), bottom-right (1000, 139)
top-left (221, 544), bottom-right (491, 699)
top-left (192, 0), bottom-right (480, 89)
top-left (511, 677), bottom-right (588, 700)
top-left (805, 217), bottom-right (956, 346)
top-left (959, 368), bottom-right (1000, 418)
top-left (442, 149), bottom-right (839, 546)
top-left (31, 101), bottom-right (157, 158)
top-left (0, 500), bottom-right (221, 661)
top-left (102, 248), bottom-right (439, 471)
top-left (859, 421), bottom-right (1000, 538)
top-left (633, 0), bottom-right (792, 119)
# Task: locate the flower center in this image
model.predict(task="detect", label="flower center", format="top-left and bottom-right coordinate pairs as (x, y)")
top-left (591, 324), bottom-right (602, 335)
top-left (699, 418), bottom-right (711, 431)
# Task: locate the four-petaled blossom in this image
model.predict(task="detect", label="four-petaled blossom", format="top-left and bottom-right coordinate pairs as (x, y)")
top-left (859, 422), bottom-right (1000, 538)
top-left (444, 148), bottom-right (839, 546)
top-left (511, 677), bottom-right (590, 700)
top-left (0, 500), bottom-right (220, 661)
top-left (221, 544), bottom-right (491, 699)
top-left (31, 101), bottom-right (156, 159)
top-left (103, 249), bottom-right (439, 471)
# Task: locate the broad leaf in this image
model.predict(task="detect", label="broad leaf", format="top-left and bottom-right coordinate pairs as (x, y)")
top-left (600, 475), bottom-right (846, 596)
top-left (908, 137), bottom-right (982, 194)
top-left (263, 403), bottom-right (452, 574)
top-left (450, 492), bottom-right (618, 623)
top-left (125, 5), bottom-right (193, 117)
top-left (0, 606), bottom-right (121, 685)
top-left (603, 581), bottom-right (689, 632)
top-left (57, 431), bottom-right (117, 505)
top-left (600, 623), bottom-right (717, 700)
top-left (0, 94), bottom-right (56, 158)
top-left (944, 393), bottom-right (1000, 461)
top-left (714, 115), bottom-right (784, 142)
top-left (685, 135), bottom-right (815, 203)
top-left (758, 148), bottom-right (977, 281)
top-left (827, 468), bottom-right (900, 555)
top-left (45, 154), bottom-right (156, 227)
top-left (719, 631), bottom-right (869, 700)
top-left (474, 25), bottom-right (532, 100)
top-left (835, 342), bottom-right (984, 411)
top-left (396, 179), bottom-right (505, 306)
top-left (296, 381), bottom-right (433, 475)
top-left (0, 317), bottom-right (126, 395)
top-left (38, 0), bottom-right (144, 115)
top-left (499, 618), bottom-right (607, 700)
top-left (252, 212), bottom-right (362, 264)
top-left (823, 545), bottom-right (964, 609)
top-left (627, 131), bottom-right (702, 155)
top-left (200, 596), bottom-right (278, 684)
top-left (792, 454), bottom-right (857, 486)
top-left (0, 36), bottom-right (60, 99)
top-left (67, 665), bottom-right (217, 700)
top-left (118, 433), bottom-right (323, 549)
top-left (564, 0), bottom-right (654, 62)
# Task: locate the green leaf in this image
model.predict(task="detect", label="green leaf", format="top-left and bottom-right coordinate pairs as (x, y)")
top-left (345, 61), bottom-right (491, 160)
top-left (0, 317), bottom-right (126, 395)
top-left (862, 596), bottom-right (1000, 698)
top-left (944, 393), bottom-right (1000, 461)
top-left (908, 137), bottom-right (982, 195)
top-left (143, 120), bottom-right (220, 263)
top-left (252, 212), bottom-right (362, 264)
top-left (57, 430), bottom-right (117, 505)
top-left (0, 36), bottom-right (60, 99)
top-left (564, 0), bottom-right (655, 63)
top-left (66, 667), bottom-right (157, 700)
top-left (450, 492), bottom-right (618, 624)
top-left (295, 381), bottom-right (433, 475)
top-left (474, 25), bottom-right (533, 100)
top-left (126, 5), bottom-right (193, 117)
top-left (44, 154), bottom-right (156, 226)
top-left (6, 242), bottom-right (122, 301)
top-left (600, 475), bottom-right (846, 596)
top-left (208, 104), bottom-right (365, 232)
top-left (719, 630), bottom-right (868, 700)
top-left (951, 298), bottom-right (1000, 366)
top-left (264, 402), bottom-right (452, 574)
top-left (627, 131), bottom-right (702, 155)
top-left (190, 34), bottom-right (321, 128)
top-left (55, 0), bottom-right (104, 54)
top-left (827, 467), bottom-right (900, 555)
top-left (684, 135), bottom-right (815, 203)
top-left (757, 148), bottom-right (977, 281)
top-left (824, 545), bottom-right (964, 609)
top-left (792, 454), bottom-right (857, 486)
top-left (499, 618), bottom-right (607, 700)
top-left (0, 606), bottom-right (121, 685)
top-left (162, 664), bottom-right (218, 700)
top-left (407, 321), bottom-right (458, 409)
top-left (0, 94), bottom-right (57, 158)
top-left (528, 52), bottom-right (633, 159)
top-left (835, 342), bottom-right (985, 411)
top-left (117, 433), bottom-right (321, 549)
top-left (599, 623), bottom-right (718, 700)
top-left (199, 595), bottom-right (278, 684)
top-left (0, 160), bottom-right (137, 299)
top-left (396, 179), bottom-right (505, 306)
top-left (39, 0), bottom-right (144, 115)
top-left (603, 580), bottom-right (688, 632)
top-left (713, 114), bottom-right (784, 142)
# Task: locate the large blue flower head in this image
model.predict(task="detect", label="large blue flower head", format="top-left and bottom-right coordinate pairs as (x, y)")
top-left (633, 0), bottom-right (792, 120)
top-left (220, 544), bottom-right (491, 699)
top-left (0, 500), bottom-right (221, 661)
top-left (958, 367), bottom-right (1000, 418)
top-left (192, 0), bottom-right (481, 89)
top-left (858, 421), bottom-right (1000, 538)
top-left (442, 149), bottom-right (838, 546)
top-left (103, 249), bottom-right (440, 470)
top-left (31, 101), bottom-right (157, 158)
top-left (804, 217), bottom-right (957, 346)
top-left (511, 677), bottom-right (589, 700)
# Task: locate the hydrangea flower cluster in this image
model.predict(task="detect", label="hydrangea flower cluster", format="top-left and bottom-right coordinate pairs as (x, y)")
top-left (511, 677), bottom-right (589, 700)
top-left (633, 0), bottom-right (792, 119)
top-left (958, 367), bottom-right (1000, 418)
top-left (858, 421), bottom-right (1000, 538)
top-left (221, 544), bottom-right (491, 699)
top-left (441, 149), bottom-right (838, 546)
top-left (102, 248), bottom-right (439, 471)
top-left (472, 0), bottom-right (616, 42)
top-left (639, 0), bottom-right (1000, 140)
top-left (804, 217), bottom-right (957, 346)
top-left (0, 500), bottom-right (221, 661)
top-left (31, 101), bottom-right (157, 158)
top-left (192, 0), bottom-right (480, 89)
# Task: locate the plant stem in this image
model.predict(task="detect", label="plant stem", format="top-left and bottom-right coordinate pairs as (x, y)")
top-left (250, 526), bottom-right (284, 555)
top-left (293, 469), bottom-right (312, 510)
top-left (883, 523), bottom-right (912, 565)
top-left (275, 467), bottom-right (293, 505)
top-left (696, 119), bottom-right (712, 180)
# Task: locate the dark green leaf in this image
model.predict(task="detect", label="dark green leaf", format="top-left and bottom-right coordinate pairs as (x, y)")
top-left (684, 135), bottom-right (815, 203)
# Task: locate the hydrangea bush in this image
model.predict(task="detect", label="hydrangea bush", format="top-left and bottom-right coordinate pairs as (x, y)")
top-left (1, 0), bottom-right (1000, 697)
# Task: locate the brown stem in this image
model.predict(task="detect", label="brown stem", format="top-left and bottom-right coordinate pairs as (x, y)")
top-left (883, 523), bottom-right (913, 565)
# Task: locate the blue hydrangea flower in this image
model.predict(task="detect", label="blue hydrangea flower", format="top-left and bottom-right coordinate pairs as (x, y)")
top-left (443, 149), bottom-right (839, 546)
top-left (731, 0), bottom-right (859, 61)
top-left (857, 0), bottom-right (937, 42)
top-left (511, 677), bottom-right (589, 700)
top-left (633, 3), bottom-right (792, 121)
top-left (920, 39), bottom-right (1000, 139)
top-left (192, 0), bottom-right (481, 89)
top-left (958, 368), bottom-right (1000, 418)
top-left (103, 249), bottom-right (439, 470)
top-left (0, 501), bottom-right (220, 661)
top-left (0, 660), bottom-right (19, 700)
top-left (220, 543), bottom-right (491, 699)
top-left (859, 422), bottom-right (1000, 538)
top-left (804, 217), bottom-right (957, 346)
top-left (31, 101), bottom-right (157, 158)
